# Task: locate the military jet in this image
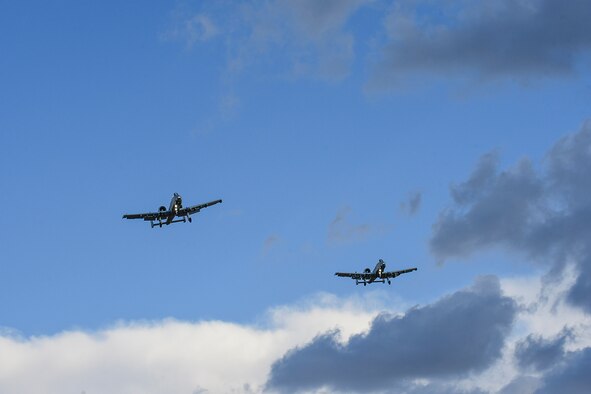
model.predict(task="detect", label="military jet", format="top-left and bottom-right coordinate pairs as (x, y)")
top-left (122, 193), bottom-right (222, 228)
top-left (335, 259), bottom-right (417, 286)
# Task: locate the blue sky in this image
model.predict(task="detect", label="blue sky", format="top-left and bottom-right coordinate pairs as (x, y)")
top-left (2, 1), bottom-right (591, 393)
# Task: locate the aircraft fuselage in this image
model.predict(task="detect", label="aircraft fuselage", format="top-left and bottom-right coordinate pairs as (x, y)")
top-left (165, 193), bottom-right (183, 224)
top-left (367, 259), bottom-right (387, 283)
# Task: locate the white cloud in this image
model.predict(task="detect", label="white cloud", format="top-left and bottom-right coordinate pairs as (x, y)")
top-left (502, 265), bottom-right (591, 347)
top-left (462, 268), bottom-right (591, 394)
top-left (0, 293), bottom-right (389, 394)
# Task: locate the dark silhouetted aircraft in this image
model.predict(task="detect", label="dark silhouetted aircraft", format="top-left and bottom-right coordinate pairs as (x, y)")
top-left (335, 259), bottom-right (417, 286)
top-left (123, 193), bottom-right (222, 228)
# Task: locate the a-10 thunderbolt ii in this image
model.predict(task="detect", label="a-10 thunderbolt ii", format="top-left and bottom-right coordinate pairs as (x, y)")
top-left (335, 259), bottom-right (417, 286)
top-left (122, 192), bottom-right (222, 228)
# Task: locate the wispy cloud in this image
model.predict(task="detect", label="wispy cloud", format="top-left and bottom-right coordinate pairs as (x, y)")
top-left (162, 11), bottom-right (219, 48)
top-left (262, 234), bottom-right (281, 257)
top-left (165, 0), bottom-right (373, 80)
top-left (327, 206), bottom-right (387, 245)
top-left (400, 191), bottom-right (422, 216)
top-left (232, 0), bottom-right (373, 80)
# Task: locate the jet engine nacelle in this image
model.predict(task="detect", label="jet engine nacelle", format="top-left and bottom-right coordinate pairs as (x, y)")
top-left (364, 268), bottom-right (371, 274)
top-left (159, 206), bottom-right (167, 212)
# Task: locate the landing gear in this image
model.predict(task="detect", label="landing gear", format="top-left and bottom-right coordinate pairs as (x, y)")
top-left (388, 280), bottom-right (391, 285)
top-left (150, 220), bottom-right (164, 229)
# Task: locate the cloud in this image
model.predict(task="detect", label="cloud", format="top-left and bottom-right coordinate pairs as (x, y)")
top-left (430, 120), bottom-right (591, 313)
top-left (482, 271), bottom-right (591, 394)
top-left (429, 121), bottom-right (591, 392)
top-left (535, 347), bottom-right (591, 393)
top-left (430, 151), bottom-right (544, 262)
top-left (400, 191), bottom-right (422, 215)
top-left (502, 347), bottom-right (591, 394)
top-left (280, 0), bottom-right (371, 40)
top-left (327, 206), bottom-right (386, 244)
top-left (163, 12), bottom-right (219, 48)
top-left (2, 272), bottom-right (589, 394)
top-left (166, 0), bottom-right (373, 133)
top-left (165, 1), bottom-right (591, 91)
top-left (498, 376), bottom-right (542, 394)
top-left (515, 330), bottom-right (571, 371)
top-left (262, 234), bottom-right (281, 256)
top-left (266, 276), bottom-right (516, 393)
top-left (168, 0), bottom-right (372, 80)
top-left (0, 293), bottom-right (386, 394)
top-left (397, 382), bottom-right (487, 394)
top-left (370, 0), bottom-right (591, 88)
top-left (236, 0), bottom-right (373, 79)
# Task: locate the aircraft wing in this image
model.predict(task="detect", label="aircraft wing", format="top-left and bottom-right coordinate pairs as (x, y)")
top-left (382, 267), bottom-right (418, 278)
top-left (122, 211), bottom-right (170, 221)
top-left (335, 272), bottom-right (372, 280)
top-left (178, 199), bottom-right (222, 216)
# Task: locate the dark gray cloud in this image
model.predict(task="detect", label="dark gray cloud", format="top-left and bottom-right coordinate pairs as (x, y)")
top-left (504, 346), bottom-right (591, 394)
top-left (430, 153), bottom-right (543, 261)
top-left (266, 276), bottom-right (516, 393)
top-left (430, 121), bottom-right (591, 313)
top-left (373, 0), bottom-right (591, 86)
top-left (535, 347), bottom-right (591, 394)
top-left (515, 330), bottom-right (571, 371)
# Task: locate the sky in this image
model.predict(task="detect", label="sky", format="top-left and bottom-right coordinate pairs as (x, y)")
top-left (1, 0), bottom-right (591, 393)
